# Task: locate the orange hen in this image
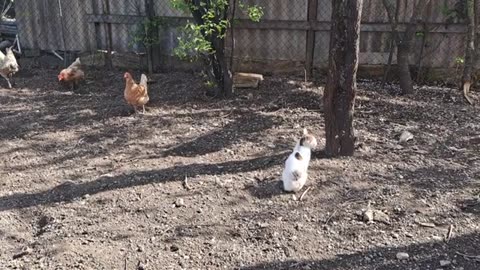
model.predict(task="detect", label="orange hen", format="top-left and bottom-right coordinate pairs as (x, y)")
top-left (124, 72), bottom-right (149, 114)
top-left (58, 58), bottom-right (84, 90)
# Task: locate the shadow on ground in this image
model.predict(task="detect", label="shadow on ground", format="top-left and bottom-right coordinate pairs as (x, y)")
top-left (0, 153), bottom-right (286, 211)
top-left (240, 232), bottom-right (480, 270)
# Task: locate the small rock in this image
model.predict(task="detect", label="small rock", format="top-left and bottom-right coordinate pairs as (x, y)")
top-left (373, 210), bottom-right (391, 224)
top-left (137, 261), bottom-right (147, 270)
top-left (362, 209), bottom-right (374, 223)
top-left (392, 233), bottom-right (399, 239)
top-left (439, 260), bottom-right (451, 267)
top-left (137, 245), bottom-right (144, 252)
top-left (399, 131), bottom-right (414, 143)
top-left (82, 194), bottom-right (90, 199)
top-left (405, 232), bottom-right (413, 238)
top-left (396, 252), bottom-right (409, 260)
top-left (175, 198), bottom-right (185, 207)
top-left (170, 245), bottom-right (179, 252)
top-left (257, 222), bottom-right (269, 228)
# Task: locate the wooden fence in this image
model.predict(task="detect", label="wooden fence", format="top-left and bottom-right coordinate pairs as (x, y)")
top-left (15, 0), bottom-right (468, 73)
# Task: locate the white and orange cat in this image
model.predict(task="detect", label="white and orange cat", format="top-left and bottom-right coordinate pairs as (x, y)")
top-left (282, 128), bottom-right (317, 192)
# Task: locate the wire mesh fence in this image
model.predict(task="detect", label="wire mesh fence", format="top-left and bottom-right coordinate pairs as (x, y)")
top-left (6, 0), bottom-right (471, 83)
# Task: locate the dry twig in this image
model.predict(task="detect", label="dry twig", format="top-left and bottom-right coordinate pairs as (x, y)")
top-left (455, 251), bottom-right (480, 261)
top-left (299, 186), bottom-right (312, 201)
top-left (446, 224), bottom-right (454, 242)
top-left (183, 175), bottom-right (191, 190)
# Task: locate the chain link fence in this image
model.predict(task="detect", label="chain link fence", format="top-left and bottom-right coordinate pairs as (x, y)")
top-left (7, 0), bottom-right (471, 83)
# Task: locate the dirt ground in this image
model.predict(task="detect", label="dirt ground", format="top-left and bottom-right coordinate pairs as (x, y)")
top-left (0, 67), bottom-right (479, 270)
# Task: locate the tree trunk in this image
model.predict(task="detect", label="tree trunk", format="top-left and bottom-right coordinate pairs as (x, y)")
top-left (397, 43), bottom-right (413, 94)
top-left (462, 0), bottom-right (475, 104)
top-left (212, 37), bottom-right (233, 97)
top-left (383, 0), bottom-right (431, 95)
top-left (324, 0), bottom-right (363, 157)
top-left (189, 0), bottom-right (233, 98)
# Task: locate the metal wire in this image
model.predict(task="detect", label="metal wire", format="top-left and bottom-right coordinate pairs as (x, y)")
top-left (8, 0), bottom-right (468, 83)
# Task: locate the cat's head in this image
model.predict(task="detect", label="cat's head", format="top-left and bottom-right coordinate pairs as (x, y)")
top-left (299, 128), bottom-right (317, 149)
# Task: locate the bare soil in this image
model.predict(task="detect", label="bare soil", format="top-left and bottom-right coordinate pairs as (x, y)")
top-left (0, 68), bottom-right (479, 270)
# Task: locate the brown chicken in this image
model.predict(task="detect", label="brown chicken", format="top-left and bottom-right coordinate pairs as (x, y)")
top-left (124, 72), bottom-right (149, 114)
top-left (58, 57), bottom-right (85, 90)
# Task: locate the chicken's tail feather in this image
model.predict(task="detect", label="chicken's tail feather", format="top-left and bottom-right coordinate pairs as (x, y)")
top-left (140, 73), bottom-right (148, 88)
top-left (69, 58), bottom-right (81, 69)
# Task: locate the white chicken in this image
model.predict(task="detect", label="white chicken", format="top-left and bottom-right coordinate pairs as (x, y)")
top-left (0, 47), bottom-right (19, 89)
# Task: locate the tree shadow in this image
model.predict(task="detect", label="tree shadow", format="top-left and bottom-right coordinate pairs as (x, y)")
top-left (246, 178), bottom-right (285, 199)
top-left (240, 232), bottom-right (480, 270)
top-left (0, 153), bottom-right (286, 212)
top-left (162, 111), bottom-right (283, 157)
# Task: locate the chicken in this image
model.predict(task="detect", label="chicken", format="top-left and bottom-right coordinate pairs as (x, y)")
top-left (0, 47), bottom-right (19, 89)
top-left (124, 72), bottom-right (149, 114)
top-left (58, 58), bottom-right (84, 90)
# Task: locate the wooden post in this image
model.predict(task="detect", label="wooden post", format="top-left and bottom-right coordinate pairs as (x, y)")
top-left (305, 0), bottom-right (318, 81)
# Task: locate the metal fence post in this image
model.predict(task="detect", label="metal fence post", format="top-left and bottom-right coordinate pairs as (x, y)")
top-left (145, 0), bottom-right (156, 75)
top-left (305, 0), bottom-right (318, 81)
top-left (102, 0), bottom-right (113, 69)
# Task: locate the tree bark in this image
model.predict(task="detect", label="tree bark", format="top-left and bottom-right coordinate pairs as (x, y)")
top-left (383, 0), bottom-right (431, 95)
top-left (324, 0), bottom-right (363, 157)
top-left (462, 0), bottom-right (475, 104)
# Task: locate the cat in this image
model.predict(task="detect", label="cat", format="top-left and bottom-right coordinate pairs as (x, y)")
top-left (282, 128), bottom-right (317, 192)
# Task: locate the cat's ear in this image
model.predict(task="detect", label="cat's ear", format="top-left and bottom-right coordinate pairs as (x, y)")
top-left (302, 128), bottom-right (308, 136)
